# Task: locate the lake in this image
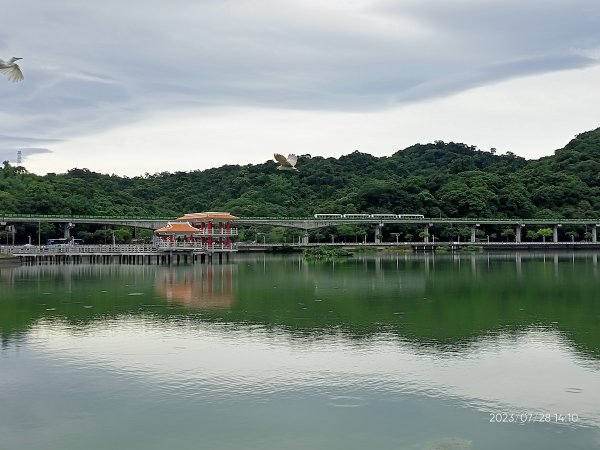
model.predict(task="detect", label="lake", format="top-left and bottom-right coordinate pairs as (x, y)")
top-left (1, 252), bottom-right (599, 449)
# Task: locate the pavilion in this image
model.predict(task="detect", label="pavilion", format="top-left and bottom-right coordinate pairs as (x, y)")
top-left (175, 212), bottom-right (239, 250)
top-left (154, 221), bottom-right (200, 246)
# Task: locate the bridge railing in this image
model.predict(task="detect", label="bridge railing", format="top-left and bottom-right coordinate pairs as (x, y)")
top-left (2, 213), bottom-right (600, 224)
top-left (0, 214), bottom-right (173, 221)
top-left (188, 229), bottom-right (238, 235)
top-left (236, 241), bottom-right (600, 247)
top-left (2, 242), bottom-right (239, 254)
top-left (1, 244), bottom-right (158, 254)
top-left (154, 242), bottom-right (237, 250)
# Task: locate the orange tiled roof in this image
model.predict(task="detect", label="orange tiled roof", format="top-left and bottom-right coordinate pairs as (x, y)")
top-left (176, 211), bottom-right (239, 221)
top-left (154, 222), bottom-right (200, 233)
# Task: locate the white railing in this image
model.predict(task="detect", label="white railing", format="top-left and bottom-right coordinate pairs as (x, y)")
top-left (154, 241), bottom-right (237, 250)
top-left (2, 243), bottom-right (239, 254)
top-left (2, 244), bottom-right (157, 254)
top-left (191, 228), bottom-right (238, 236)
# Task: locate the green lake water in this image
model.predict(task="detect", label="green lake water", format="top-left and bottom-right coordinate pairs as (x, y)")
top-left (1, 252), bottom-right (599, 449)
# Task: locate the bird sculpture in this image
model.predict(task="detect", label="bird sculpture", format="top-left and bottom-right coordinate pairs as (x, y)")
top-left (274, 153), bottom-right (298, 171)
top-left (0, 57), bottom-right (24, 82)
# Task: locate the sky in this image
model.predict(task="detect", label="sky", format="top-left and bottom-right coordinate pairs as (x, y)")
top-left (1, 0), bottom-right (599, 176)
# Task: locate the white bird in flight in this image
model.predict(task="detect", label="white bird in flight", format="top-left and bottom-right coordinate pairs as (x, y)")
top-left (274, 153), bottom-right (299, 171)
top-left (0, 57), bottom-right (24, 82)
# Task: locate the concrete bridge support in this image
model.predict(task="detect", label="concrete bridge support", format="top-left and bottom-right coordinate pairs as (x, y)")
top-left (5, 225), bottom-right (16, 245)
top-left (470, 227), bottom-right (477, 244)
top-left (423, 225), bottom-right (429, 243)
top-left (592, 225), bottom-right (598, 243)
top-left (374, 225), bottom-right (383, 244)
top-left (63, 222), bottom-right (74, 239)
top-left (553, 225), bottom-right (560, 243)
top-left (515, 224), bottom-right (523, 243)
top-left (302, 231), bottom-right (309, 245)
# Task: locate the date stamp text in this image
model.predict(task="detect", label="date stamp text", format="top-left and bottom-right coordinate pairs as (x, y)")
top-left (489, 412), bottom-right (579, 424)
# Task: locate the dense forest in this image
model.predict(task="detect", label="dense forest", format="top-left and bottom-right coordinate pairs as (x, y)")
top-left (1, 127), bottom-right (599, 244)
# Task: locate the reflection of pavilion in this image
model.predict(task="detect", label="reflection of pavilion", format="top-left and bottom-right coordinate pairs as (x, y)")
top-left (155, 265), bottom-right (236, 309)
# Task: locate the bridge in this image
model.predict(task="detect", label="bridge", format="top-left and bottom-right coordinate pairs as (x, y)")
top-left (1, 214), bottom-right (599, 244)
top-left (1, 242), bottom-right (236, 265)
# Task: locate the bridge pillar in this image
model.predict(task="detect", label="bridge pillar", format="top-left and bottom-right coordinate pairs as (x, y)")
top-left (515, 224), bottom-right (523, 243)
top-left (6, 225), bottom-right (16, 245)
top-left (423, 225), bottom-right (429, 243)
top-left (63, 222), bottom-right (74, 239)
top-left (302, 231), bottom-right (309, 245)
top-left (592, 225), bottom-right (598, 243)
top-left (553, 225), bottom-right (560, 243)
top-left (470, 227), bottom-right (477, 243)
top-left (374, 225), bottom-right (383, 244)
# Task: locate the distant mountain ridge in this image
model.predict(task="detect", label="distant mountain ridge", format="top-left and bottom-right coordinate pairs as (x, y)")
top-left (1, 127), bottom-right (599, 220)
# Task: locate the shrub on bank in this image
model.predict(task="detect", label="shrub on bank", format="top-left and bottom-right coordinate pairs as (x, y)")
top-left (304, 246), bottom-right (353, 260)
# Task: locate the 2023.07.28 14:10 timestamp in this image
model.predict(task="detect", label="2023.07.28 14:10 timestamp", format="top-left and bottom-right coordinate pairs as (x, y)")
top-left (490, 413), bottom-right (579, 423)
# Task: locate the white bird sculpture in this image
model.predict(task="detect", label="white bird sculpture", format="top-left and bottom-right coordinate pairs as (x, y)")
top-left (0, 57), bottom-right (24, 82)
top-left (274, 153), bottom-right (298, 171)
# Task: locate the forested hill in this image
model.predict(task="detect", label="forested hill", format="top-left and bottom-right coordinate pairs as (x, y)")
top-left (1, 127), bottom-right (600, 219)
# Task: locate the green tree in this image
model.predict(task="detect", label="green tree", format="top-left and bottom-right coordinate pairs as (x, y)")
top-left (1, 126), bottom-right (600, 223)
top-left (455, 226), bottom-right (472, 242)
top-left (526, 230), bottom-right (538, 241)
top-left (114, 228), bottom-right (133, 244)
top-left (501, 228), bottom-right (515, 242)
top-left (537, 227), bottom-right (553, 243)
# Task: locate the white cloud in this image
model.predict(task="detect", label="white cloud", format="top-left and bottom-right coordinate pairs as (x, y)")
top-left (24, 64), bottom-right (600, 176)
top-left (2, 0), bottom-right (600, 174)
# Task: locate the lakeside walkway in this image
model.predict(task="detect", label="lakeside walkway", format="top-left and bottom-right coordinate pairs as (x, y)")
top-left (2, 241), bottom-right (599, 265)
top-left (1, 243), bottom-right (236, 265)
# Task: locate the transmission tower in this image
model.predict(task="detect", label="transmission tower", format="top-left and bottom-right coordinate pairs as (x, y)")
top-left (16, 150), bottom-right (22, 164)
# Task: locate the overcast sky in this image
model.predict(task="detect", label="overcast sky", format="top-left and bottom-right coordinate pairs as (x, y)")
top-left (1, 0), bottom-right (599, 176)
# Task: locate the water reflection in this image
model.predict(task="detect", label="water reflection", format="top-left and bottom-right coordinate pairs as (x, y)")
top-left (17, 319), bottom-right (600, 428)
top-left (155, 265), bottom-right (236, 309)
top-left (1, 252), bottom-right (600, 357)
top-left (1, 252), bottom-right (600, 449)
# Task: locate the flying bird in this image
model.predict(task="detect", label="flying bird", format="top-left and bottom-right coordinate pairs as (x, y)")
top-left (274, 153), bottom-right (298, 171)
top-left (0, 57), bottom-right (24, 82)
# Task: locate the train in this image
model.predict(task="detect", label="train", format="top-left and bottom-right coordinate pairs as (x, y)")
top-left (313, 213), bottom-right (425, 219)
